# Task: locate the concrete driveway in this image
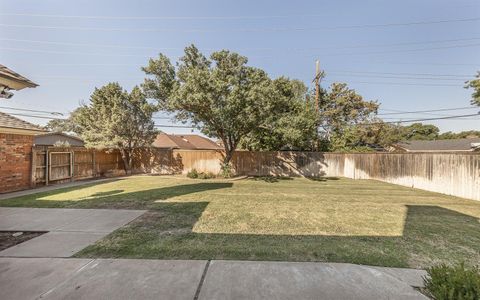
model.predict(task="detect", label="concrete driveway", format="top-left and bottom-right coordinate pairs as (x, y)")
top-left (0, 207), bottom-right (145, 257)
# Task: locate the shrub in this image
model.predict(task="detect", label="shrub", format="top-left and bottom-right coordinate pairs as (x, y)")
top-left (423, 262), bottom-right (480, 300)
top-left (187, 169), bottom-right (199, 179)
top-left (220, 163), bottom-right (234, 178)
top-left (197, 171), bottom-right (216, 179)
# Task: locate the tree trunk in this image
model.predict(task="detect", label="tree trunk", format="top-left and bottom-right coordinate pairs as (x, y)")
top-left (119, 148), bottom-right (132, 175)
top-left (223, 148), bottom-right (234, 166)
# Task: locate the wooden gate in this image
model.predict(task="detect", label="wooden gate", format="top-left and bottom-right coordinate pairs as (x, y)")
top-left (48, 151), bottom-right (73, 182)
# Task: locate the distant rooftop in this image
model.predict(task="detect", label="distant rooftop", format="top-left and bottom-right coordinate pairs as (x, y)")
top-left (153, 133), bottom-right (223, 150)
top-left (394, 138), bottom-right (480, 152)
top-left (0, 111), bottom-right (45, 134)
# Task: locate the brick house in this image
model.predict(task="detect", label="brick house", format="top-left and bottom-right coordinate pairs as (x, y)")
top-left (0, 111), bottom-right (45, 193)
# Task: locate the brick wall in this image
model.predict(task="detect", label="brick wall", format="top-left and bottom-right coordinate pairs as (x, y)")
top-left (0, 133), bottom-right (34, 193)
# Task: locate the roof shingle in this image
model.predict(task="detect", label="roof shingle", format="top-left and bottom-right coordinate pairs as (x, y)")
top-left (153, 133), bottom-right (223, 150)
top-left (0, 111), bottom-right (45, 132)
top-left (395, 138), bottom-right (480, 152)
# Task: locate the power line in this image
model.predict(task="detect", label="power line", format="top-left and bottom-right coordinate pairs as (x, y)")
top-left (154, 124), bottom-right (195, 128)
top-left (1, 16), bottom-right (479, 33)
top-left (378, 106), bottom-right (478, 115)
top-left (3, 36), bottom-right (480, 52)
top-left (0, 13), bottom-right (328, 20)
top-left (0, 106), bottom-right (64, 115)
top-left (379, 112), bottom-right (480, 124)
top-left (3, 112), bottom-right (67, 120)
top-left (327, 74), bottom-right (468, 81)
top-left (329, 70), bottom-right (474, 78)
top-left (3, 42), bottom-right (480, 59)
top-left (3, 111), bottom-right (194, 127)
top-left (322, 80), bottom-right (460, 87)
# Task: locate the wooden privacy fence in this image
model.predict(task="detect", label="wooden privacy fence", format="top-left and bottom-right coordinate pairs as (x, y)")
top-left (31, 146), bottom-right (125, 186)
top-left (158, 150), bottom-right (480, 201)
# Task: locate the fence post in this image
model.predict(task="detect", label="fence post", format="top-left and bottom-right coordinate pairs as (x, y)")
top-left (70, 150), bottom-right (75, 182)
top-left (45, 149), bottom-right (49, 186)
top-left (30, 147), bottom-right (36, 188)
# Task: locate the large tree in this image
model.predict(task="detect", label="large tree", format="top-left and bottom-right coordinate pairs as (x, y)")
top-left (74, 83), bottom-right (157, 174)
top-left (239, 78), bottom-right (318, 151)
top-left (318, 82), bottom-right (379, 151)
top-left (143, 45), bottom-right (287, 167)
top-left (466, 72), bottom-right (480, 106)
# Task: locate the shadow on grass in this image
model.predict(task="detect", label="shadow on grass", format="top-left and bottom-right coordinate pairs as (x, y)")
top-left (251, 176), bottom-right (340, 183)
top-left (0, 182), bottom-right (233, 210)
top-left (76, 204), bottom-right (480, 268)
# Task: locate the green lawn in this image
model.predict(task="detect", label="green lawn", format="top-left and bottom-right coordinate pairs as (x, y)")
top-left (2, 175), bottom-right (480, 268)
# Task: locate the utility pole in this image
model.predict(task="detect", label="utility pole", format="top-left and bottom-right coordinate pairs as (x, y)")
top-left (313, 60), bottom-right (321, 113)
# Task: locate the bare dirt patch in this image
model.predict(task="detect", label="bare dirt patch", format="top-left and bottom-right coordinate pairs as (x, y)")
top-left (0, 231), bottom-right (47, 251)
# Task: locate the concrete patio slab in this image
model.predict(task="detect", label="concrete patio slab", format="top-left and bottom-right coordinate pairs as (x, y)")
top-left (0, 208), bottom-right (145, 232)
top-left (58, 209), bottom-right (146, 232)
top-left (41, 259), bottom-right (207, 300)
top-left (371, 266), bottom-right (428, 288)
top-left (198, 260), bottom-right (428, 300)
top-left (0, 257), bottom-right (93, 300)
top-left (0, 258), bottom-right (428, 300)
top-left (0, 207), bottom-right (145, 257)
top-left (0, 232), bottom-right (108, 257)
top-left (0, 258), bottom-right (207, 300)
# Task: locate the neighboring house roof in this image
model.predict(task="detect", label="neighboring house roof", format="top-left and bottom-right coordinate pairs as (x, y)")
top-left (0, 111), bottom-right (45, 135)
top-left (0, 64), bottom-right (38, 90)
top-left (153, 133), bottom-right (223, 150)
top-left (34, 132), bottom-right (85, 146)
top-left (394, 138), bottom-right (480, 152)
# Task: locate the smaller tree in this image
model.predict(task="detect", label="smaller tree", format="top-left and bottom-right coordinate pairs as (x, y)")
top-left (45, 108), bottom-right (83, 134)
top-left (465, 72), bottom-right (480, 106)
top-left (240, 78), bottom-right (319, 151)
top-left (74, 83), bottom-right (157, 174)
top-left (400, 123), bottom-right (439, 140)
top-left (319, 82), bottom-right (379, 151)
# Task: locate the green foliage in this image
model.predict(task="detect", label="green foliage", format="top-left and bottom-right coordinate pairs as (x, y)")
top-left (438, 130), bottom-right (480, 139)
top-left (186, 169), bottom-right (199, 179)
top-left (423, 262), bottom-right (480, 300)
top-left (400, 123), bottom-right (440, 140)
top-left (45, 108), bottom-right (83, 134)
top-left (186, 169), bottom-right (216, 179)
top-left (465, 72), bottom-right (480, 106)
top-left (220, 163), bottom-right (234, 178)
top-left (197, 171), bottom-right (216, 179)
top-left (240, 78), bottom-right (318, 151)
top-left (74, 83), bottom-right (157, 173)
top-left (319, 82), bottom-right (380, 151)
top-left (143, 45), bottom-right (316, 161)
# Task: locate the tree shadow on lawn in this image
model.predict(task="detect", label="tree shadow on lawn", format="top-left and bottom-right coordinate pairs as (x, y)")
top-left (76, 203), bottom-right (480, 269)
top-left (0, 182), bottom-right (233, 210)
top-left (251, 176), bottom-right (340, 183)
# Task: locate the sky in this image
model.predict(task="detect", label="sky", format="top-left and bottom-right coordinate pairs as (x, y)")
top-left (0, 0), bottom-right (479, 134)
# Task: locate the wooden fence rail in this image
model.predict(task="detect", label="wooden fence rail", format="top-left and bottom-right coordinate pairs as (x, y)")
top-left (31, 146), bottom-right (125, 186)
